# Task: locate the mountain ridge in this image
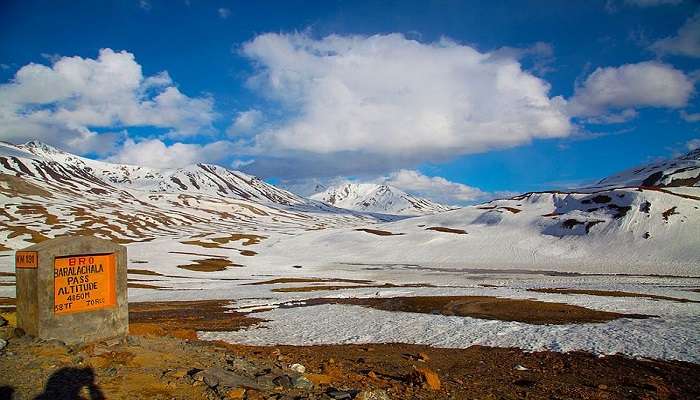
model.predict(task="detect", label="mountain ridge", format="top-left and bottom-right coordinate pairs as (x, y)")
top-left (310, 182), bottom-right (454, 216)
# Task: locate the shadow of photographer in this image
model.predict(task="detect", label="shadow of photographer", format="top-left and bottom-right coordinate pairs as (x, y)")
top-left (33, 367), bottom-right (105, 400)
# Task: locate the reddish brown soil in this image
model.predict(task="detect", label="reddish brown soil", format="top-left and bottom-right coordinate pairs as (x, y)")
top-left (127, 282), bottom-right (167, 290)
top-left (290, 295), bottom-right (652, 324)
top-left (355, 228), bottom-right (404, 236)
top-left (128, 300), bottom-right (264, 340)
top-left (530, 288), bottom-right (699, 303)
top-left (217, 342), bottom-right (700, 400)
top-left (425, 227), bottom-right (467, 234)
top-left (1, 301), bottom-right (698, 399)
top-left (127, 268), bottom-right (164, 276)
top-left (177, 258), bottom-right (242, 272)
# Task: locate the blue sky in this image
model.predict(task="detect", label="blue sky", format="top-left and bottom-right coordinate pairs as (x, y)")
top-left (1, 0), bottom-right (699, 203)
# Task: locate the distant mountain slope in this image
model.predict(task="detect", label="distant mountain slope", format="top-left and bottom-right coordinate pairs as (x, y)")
top-left (264, 150), bottom-right (700, 276)
top-left (0, 141), bottom-right (383, 250)
top-left (12, 141), bottom-right (308, 206)
top-left (593, 149), bottom-right (700, 189)
top-left (310, 183), bottom-right (454, 216)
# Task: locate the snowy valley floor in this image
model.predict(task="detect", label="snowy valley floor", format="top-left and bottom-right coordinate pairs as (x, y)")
top-left (2, 237), bottom-right (698, 365)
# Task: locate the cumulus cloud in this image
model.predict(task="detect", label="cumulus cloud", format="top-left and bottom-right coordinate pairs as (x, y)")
top-left (381, 169), bottom-right (487, 204)
top-left (218, 8), bottom-right (231, 19)
top-left (567, 61), bottom-right (694, 120)
top-left (108, 138), bottom-right (234, 169)
top-left (240, 33), bottom-right (571, 163)
top-left (227, 109), bottom-right (262, 136)
top-left (651, 12), bottom-right (700, 58)
top-left (0, 48), bottom-right (216, 154)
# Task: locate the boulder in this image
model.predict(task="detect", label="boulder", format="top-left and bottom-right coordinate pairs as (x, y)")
top-left (290, 363), bottom-right (306, 373)
top-left (292, 375), bottom-right (313, 389)
top-left (192, 367), bottom-right (260, 390)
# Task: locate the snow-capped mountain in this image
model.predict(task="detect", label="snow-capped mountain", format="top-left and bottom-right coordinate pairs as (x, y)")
top-left (12, 141), bottom-right (307, 206)
top-left (592, 148), bottom-right (700, 189)
top-left (0, 141), bottom-right (383, 250)
top-left (1, 140), bottom-right (698, 275)
top-left (268, 149), bottom-right (700, 276)
top-left (310, 183), bottom-right (454, 216)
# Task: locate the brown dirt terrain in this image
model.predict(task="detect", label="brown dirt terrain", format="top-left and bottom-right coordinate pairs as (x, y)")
top-left (287, 295), bottom-right (652, 324)
top-left (425, 227), bottom-right (467, 234)
top-left (127, 282), bottom-right (168, 290)
top-left (128, 300), bottom-right (264, 340)
top-left (355, 228), bottom-right (404, 236)
top-left (529, 288), bottom-right (699, 303)
top-left (0, 311), bottom-right (699, 400)
top-left (178, 258), bottom-right (242, 272)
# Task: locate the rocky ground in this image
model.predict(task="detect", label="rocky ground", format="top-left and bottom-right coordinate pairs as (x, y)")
top-left (1, 307), bottom-right (700, 400)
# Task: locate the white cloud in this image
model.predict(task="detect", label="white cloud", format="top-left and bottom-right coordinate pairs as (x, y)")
top-left (241, 33), bottom-right (571, 162)
top-left (381, 169), bottom-right (487, 204)
top-left (0, 48), bottom-right (216, 154)
top-left (218, 8), bottom-right (231, 19)
top-left (584, 109), bottom-right (639, 124)
top-left (227, 109), bottom-right (262, 136)
top-left (108, 138), bottom-right (233, 169)
top-left (230, 158), bottom-right (255, 169)
top-left (651, 12), bottom-right (700, 58)
top-left (687, 138), bottom-right (700, 151)
top-left (681, 110), bottom-right (700, 122)
top-left (567, 61), bottom-right (694, 120)
top-left (139, 0), bottom-right (151, 11)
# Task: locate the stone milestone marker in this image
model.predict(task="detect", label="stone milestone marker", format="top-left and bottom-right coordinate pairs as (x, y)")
top-left (15, 236), bottom-right (128, 344)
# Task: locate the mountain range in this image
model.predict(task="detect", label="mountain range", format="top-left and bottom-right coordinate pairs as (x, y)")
top-left (0, 140), bottom-right (698, 275)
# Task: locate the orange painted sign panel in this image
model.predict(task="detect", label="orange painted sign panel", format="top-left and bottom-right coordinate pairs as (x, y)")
top-left (15, 251), bottom-right (38, 269)
top-left (53, 253), bottom-right (116, 314)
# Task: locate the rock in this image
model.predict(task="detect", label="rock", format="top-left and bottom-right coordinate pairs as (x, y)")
top-left (273, 374), bottom-right (293, 388)
top-left (193, 367), bottom-right (260, 390)
top-left (0, 338), bottom-right (6, 351)
top-left (0, 315), bottom-right (7, 327)
top-left (355, 389), bottom-right (390, 400)
top-left (255, 373), bottom-right (278, 390)
top-left (290, 363), bottom-right (306, 373)
top-left (292, 375), bottom-right (313, 390)
top-left (514, 364), bottom-right (528, 371)
top-left (407, 366), bottom-right (441, 390)
top-left (226, 388), bottom-right (246, 399)
top-left (227, 357), bottom-right (259, 375)
top-left (327, 388), bottom-right (353, 399)
top-left (305, 373), bottom-right (332, 385)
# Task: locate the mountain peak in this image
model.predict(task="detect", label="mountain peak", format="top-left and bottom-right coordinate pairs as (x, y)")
top-left (20, 140), bottom-right (67, 155)
top-left (311, 182), bottom-right (453, 216)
